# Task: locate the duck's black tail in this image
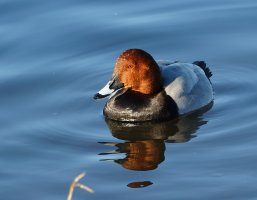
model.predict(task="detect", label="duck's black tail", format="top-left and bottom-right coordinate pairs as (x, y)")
top-left (193, 61), bottom-right (212, 80)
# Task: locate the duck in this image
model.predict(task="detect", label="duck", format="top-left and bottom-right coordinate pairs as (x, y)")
top-left (94, 49), bottom-right (213, 122)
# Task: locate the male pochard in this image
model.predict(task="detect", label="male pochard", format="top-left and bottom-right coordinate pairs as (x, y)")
top-left (94, 49), bottom-right (213, 122)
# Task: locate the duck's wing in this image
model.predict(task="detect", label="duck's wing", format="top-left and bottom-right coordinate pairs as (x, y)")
top-left (159, 62), bottom-right (213, 114)
top-left (159, 62), bottom-right (199, 95)
top-left (157, 60), bottom-right (179, 68)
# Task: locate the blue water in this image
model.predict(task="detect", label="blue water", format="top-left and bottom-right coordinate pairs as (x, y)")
top-left (1, 0), bottom-right (257, 199)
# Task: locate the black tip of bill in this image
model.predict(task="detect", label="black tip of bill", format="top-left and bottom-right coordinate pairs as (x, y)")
top-left (94, 93), bottom-right (109, 99)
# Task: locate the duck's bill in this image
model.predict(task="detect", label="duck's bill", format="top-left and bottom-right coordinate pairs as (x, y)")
top-left (94, 81), bottom-right (114, 99)
top-left (94, 75), bottom-right (124, 99)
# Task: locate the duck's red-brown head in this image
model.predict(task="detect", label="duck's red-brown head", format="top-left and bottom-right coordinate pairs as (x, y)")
top-left (114, 49), bottom-right (163, 94)
top-left (94, 49), bottom-right (163, 99)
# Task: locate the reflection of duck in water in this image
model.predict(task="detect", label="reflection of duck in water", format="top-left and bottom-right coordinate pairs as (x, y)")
top-left (99, 103), bottom-right (213, 172)
top-left (113, 140), bottom-right (165, 171)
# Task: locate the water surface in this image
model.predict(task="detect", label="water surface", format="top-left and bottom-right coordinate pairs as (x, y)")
top-left (1, 0), bottom-right (257, 199)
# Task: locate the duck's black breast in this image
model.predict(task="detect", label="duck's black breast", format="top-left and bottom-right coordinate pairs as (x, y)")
top-left (103, 89), bottom-right (178, 122)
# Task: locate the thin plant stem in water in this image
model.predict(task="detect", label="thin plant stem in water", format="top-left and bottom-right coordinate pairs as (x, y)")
top-left (67, 172), bottom-right (94, 200)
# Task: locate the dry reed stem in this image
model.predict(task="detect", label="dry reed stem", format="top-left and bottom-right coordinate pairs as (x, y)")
top-left (67, 172), bottom-right (94, 200)
top-left (76, 183), bottom-right (94, 193)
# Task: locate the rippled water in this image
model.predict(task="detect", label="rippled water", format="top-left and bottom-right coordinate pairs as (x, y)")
top-left (1, 0), bottom-right (257, 199)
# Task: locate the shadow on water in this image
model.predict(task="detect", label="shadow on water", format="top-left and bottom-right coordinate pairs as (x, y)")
top-left (98, 102), bottom-right (213, 188)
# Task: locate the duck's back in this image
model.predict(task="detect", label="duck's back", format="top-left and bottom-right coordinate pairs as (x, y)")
top-left (158, 61), bottom-right (213, 114)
